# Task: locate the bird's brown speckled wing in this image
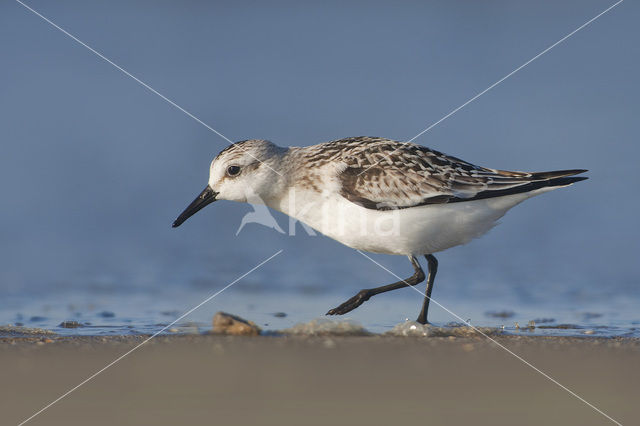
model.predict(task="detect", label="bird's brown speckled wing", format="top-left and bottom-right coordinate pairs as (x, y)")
top-left (323, 137), bottom-right (585, 210)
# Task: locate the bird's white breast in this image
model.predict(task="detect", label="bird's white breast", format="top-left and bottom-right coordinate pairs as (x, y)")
top-left (271, 186), bottom-right (555, 255)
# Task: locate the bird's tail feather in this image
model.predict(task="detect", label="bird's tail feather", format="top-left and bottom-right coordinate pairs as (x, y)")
top-left (528, 169), bottom-right (588, 181)
top-left (458, 169), bottom-right (588, 202)
top-left (529, 169), bottom-right (588, 189)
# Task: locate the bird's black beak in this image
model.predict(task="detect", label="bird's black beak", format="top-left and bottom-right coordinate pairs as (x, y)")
top-left (172, 186), bottom-right (218, 228)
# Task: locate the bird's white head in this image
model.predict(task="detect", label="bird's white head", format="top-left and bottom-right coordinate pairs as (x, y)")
top-left (208, 139), bottom-right (285, 202)
top-left (172, 139), bottom-right (286, 228)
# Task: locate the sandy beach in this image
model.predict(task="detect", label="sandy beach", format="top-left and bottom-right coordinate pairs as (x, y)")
top-left (2, 2), bottom-right (638, 426)
top-left (2, 333), bottom-right (638, 426)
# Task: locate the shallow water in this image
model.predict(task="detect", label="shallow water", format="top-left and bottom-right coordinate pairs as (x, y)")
top-left (2, 283), bottom-right (638, 338)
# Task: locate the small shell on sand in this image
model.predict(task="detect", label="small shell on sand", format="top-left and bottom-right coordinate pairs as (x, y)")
top-left (211, 312), bottom-right (261, 336)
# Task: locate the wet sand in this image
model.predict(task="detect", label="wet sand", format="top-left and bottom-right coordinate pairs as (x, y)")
top-left (1, 334), bottom-right (638, 426)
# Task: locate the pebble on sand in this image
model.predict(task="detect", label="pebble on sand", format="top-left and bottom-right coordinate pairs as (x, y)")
top-left (212, 312), bottom-right (261, 336)
top-left (59, 321), bottom-right (84, 328)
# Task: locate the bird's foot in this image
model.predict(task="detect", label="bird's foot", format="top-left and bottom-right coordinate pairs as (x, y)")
top-left (326, 290), bottom-right (371, 316)
top-left (416, 313), bottom-right (431, 325)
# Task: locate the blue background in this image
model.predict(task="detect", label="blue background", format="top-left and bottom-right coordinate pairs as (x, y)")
top-left (1, 0), bottom-right (637, 332)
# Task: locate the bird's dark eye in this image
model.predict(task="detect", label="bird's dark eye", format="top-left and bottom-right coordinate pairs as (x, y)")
top-left (226, 165), bottom-right (241, 176)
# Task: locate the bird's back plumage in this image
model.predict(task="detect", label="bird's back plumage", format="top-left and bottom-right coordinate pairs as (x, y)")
top-left (294, 136), bottom-right (587, 210)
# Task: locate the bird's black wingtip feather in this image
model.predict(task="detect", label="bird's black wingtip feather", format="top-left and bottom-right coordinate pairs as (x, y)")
top-left (546, 175), bottom-right (588, 187)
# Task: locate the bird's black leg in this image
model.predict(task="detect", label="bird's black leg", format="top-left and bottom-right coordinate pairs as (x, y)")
top-left (416, 254), bottom-right (438, 324)
top-left (327, 256), bottom-right (426, 316)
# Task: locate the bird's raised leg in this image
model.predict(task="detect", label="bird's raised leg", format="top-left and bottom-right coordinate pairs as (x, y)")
top-left (416, 254), bottom-right (438, 324)
top-left (326, 256), bottom-right (425, 316)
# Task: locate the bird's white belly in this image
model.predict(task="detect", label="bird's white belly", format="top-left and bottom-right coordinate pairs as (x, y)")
top-left (273, 188), bottom-right (552, 255)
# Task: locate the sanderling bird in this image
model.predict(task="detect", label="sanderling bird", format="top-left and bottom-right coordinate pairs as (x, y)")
top-left (172, 136), bottom-right (587, 324)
